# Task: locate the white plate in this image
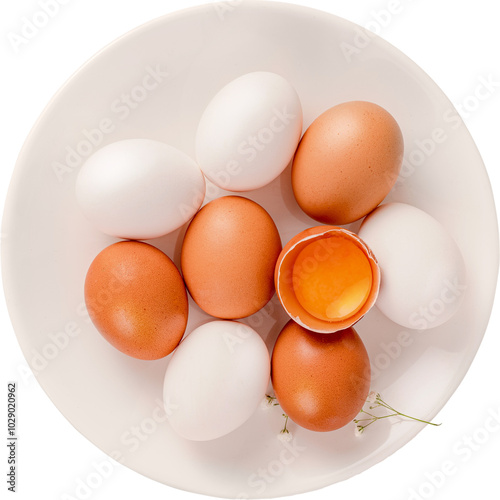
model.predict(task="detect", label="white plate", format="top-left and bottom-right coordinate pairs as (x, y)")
top-left (2, 1), bottom-right (498, 498)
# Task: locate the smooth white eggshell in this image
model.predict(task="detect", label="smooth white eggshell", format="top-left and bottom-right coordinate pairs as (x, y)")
top-left (76, 139), bottom-right (205, 239)
top-left (358, 202), bottom-right (467, 330)
top-left (196, 72), bottom-right (303, 191)
top-left (163, 321), bottom-right (270, 441)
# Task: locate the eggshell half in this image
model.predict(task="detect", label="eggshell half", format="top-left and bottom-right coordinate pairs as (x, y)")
top-left (275, 226), bottom-right (380, 333)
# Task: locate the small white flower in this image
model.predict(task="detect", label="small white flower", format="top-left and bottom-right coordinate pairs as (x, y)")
top-left (277, 430), bottom-right (293, 443)
top-left (367, 391), bottom-right (378, 404)
top-left (260, 396), bottom-right (275, 411)
top-left (354, 425), bottom-right (364, 438)
top-left (261, 399), bottom-right (271, 411)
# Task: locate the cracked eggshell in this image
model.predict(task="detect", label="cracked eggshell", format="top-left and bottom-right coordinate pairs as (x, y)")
top-left (275, 225), bottom-right (380, 333)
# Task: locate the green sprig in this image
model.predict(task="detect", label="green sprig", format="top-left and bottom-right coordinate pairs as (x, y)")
top-left (354, 392), bottom-right (441, 435)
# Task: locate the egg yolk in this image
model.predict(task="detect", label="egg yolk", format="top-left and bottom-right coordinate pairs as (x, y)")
top-left (292, 236), bottom-right (373, 322)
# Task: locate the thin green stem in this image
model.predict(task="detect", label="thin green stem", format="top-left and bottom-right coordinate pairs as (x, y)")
top-left (359, 409), bottom-right (378, 419)
top-left (393, 411), bottom-right (442, 426)
top-left (359, 418), bottom-right (378, 431)
top-left (354, 392), bottom-right (442, 434)
top-left (280, 414), bottom-right (290, 435)
top-left (377, 394), bottom-right (441, 426)
top-left (266, 394), bottom-right (280, 407)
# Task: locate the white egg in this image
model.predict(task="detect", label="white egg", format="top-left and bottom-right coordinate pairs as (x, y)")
top-left (75, 139), bottom-right (205, 239)
top-left (163, 321), bottom-right (270, 441)
top-left (196, 72), bottom-right (303, 191)
top-left (358, 203), bottom-right (467, 330)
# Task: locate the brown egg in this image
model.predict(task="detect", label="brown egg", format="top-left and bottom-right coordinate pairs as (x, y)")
top-left (271, 320), bottom-right (371, 432)
top-left (181, 196), bottom-right (282, 319)
top-left (84, 241), bottom-right (188, 360)
top-left (292, 101), bottom-right (404, 225)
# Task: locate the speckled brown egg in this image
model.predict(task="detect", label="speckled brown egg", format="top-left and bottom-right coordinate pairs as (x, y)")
top-left (271, 320), bottom-right (371, 432)
top-left (84, 241), bottom-right (188, 360)
top-left (292, 101), bottom-right (404, 225)
top-left (181, 196), bottom-right (282, 319)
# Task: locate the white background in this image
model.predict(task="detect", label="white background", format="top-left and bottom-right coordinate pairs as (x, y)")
top-left (1, 1), bottom-right (499, 499)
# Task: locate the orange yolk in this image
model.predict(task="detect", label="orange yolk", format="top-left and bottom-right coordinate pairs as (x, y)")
top-left (292, 236), bottom-right (373, 322)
